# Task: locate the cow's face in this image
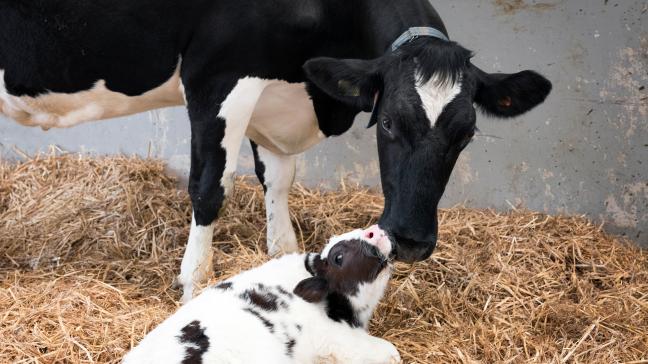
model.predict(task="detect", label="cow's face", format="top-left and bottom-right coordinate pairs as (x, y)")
top-left (304, 40), bottom-right (551, 263)
top-left (294, 227), bottom-right (391, 304)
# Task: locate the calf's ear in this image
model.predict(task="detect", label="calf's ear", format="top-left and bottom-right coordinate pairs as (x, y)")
top-left (303, 57), bottom-right (382, 113)
top-left (473, 66), bottom-right (552, 118)
top-left (294, 277), bottom-right (328, 303)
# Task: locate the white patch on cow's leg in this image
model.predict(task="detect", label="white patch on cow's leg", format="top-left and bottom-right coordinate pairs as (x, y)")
top-left (256, 145), bottom-right (298, 256)
top-left (415, 73), bottom-right (462, 127)
top-left (218, 77), bottom-right (275, 196)
top-left (178, 215), bottom-right (215, 303)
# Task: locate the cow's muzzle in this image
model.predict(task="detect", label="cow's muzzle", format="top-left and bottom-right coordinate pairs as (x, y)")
top-left (387, 232), bottom-right (437, 263)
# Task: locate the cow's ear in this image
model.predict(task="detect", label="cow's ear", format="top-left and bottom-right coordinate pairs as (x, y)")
top-left (294, 277), bottom-right (328, 303)
top-left (303, 57), bottom-right (381, 113)
top-left (473, 67), bottom-right (552, 118)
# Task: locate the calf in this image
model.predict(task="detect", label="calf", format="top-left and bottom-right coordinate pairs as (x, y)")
top-left (123, 225), bottom-right (399, 364)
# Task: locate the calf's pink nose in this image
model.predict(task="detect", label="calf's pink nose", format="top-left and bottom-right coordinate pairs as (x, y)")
top-left (363, 225), bottom-right (386, 245)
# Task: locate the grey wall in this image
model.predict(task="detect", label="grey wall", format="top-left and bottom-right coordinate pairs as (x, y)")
top-left (1, 0), bottom-right (646, 246)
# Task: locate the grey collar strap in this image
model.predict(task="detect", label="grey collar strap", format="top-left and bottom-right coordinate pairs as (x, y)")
top-left (390, 26), bottom-right (450, 52)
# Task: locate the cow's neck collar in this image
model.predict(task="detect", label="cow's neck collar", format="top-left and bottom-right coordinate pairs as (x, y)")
top-left (390, 26), bottom-right (449, 52)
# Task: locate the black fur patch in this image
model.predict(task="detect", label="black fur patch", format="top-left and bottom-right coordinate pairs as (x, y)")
top-left (275, 285), bottom-right (294, 299)
top-left (400, 38), bottom-right (471, 87)
top-left (250, 141), bottom-right (267, 194)
top-left (285, 337), bottom-right (297, 357)
top-left (178, 321), bottom-right (210, 364)
top-left (243, 308), bottom-right (275, 333)
top-left (240, 289), bottom-right (280, 311)
top-left (326, 292), bottom-right (360, 328)
top-left (214, 282), bottom-right (233, 290)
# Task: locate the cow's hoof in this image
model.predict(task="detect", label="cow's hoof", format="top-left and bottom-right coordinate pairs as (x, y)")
top-left (180, 291), bottom-right (193, 304)
top-left (173, 275), bottom-right (194, 303)
top-left (172, 276), bottom-right (183, 290)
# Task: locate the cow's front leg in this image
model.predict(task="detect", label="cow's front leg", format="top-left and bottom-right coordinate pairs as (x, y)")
top-left (250, 141), bottom-right (299, 256)
top-left (177, 76), bottom-right (270, 303)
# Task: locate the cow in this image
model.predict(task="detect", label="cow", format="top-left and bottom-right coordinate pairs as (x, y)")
top-left (0, 0), bottom-right (552, 302)
top-left (123, 226), bottom-right (399, 364)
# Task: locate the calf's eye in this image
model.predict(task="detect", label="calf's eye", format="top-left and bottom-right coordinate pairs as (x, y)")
top-left (334, 253), bottom-right (344, 266)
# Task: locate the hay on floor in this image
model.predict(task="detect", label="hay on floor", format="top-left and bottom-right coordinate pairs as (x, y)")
top-left (0, 153), bottom-right (646, 364)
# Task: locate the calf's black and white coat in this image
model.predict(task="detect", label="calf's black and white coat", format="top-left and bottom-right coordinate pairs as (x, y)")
top-left (123, 226), bottom-right (398, 364)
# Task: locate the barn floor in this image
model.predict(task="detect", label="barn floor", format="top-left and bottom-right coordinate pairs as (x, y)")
top-left (1, 153), bottom-right (647, 364)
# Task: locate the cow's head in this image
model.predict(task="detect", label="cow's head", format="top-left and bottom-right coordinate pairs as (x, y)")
top-left (304, 39), bottom-right (551, 263)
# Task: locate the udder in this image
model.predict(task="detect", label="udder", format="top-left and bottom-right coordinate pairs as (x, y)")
top-left (247, 81), bottom-right (325, 156)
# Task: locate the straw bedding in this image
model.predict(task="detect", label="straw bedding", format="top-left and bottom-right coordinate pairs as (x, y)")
top-left (1, 153), bottom-right (646, 363)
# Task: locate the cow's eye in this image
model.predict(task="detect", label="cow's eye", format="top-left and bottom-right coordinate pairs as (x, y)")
top-left (381, 118), bottom-right (392, 133)
top-left (334, 253), bottom-right (344, 266)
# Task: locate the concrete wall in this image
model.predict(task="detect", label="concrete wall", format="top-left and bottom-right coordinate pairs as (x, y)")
top-left (1, 0), bottom-right (646, 246)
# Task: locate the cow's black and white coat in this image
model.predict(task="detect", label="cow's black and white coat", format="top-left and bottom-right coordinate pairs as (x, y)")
top-left (0, 0), bottom-right (552, 302)
top-left (123, 226), bottom-right (399, 364)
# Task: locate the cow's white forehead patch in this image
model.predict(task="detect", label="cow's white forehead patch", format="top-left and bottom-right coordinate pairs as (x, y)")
top-left (415, 73), bottom-right (462, 127)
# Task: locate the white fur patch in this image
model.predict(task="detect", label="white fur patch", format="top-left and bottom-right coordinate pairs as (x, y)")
top-left (350, 271), bottom-right (391, 329)
top-left (321, 229), bottom-right (364, 258)
top-left (256, 145), bottom-right (298, 256)
top-left (0, 68), bottom-right (183, 129)
top-left (178, 215), bottom-right (214, 304)
top-left (415, 73), bottom-right (462, 127)
top-left (218, 77), bottom-right (275, 196)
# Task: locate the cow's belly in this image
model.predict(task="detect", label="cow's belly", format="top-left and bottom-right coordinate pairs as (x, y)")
top-left (247, 81), bottom-right (325, 156)
top-left (0, 69), bottom-right (184, 129)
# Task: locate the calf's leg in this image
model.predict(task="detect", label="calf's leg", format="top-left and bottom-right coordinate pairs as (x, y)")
top-left (302, 327), bottom-right (401, 364)
top-left (250, 141), bottom-right (299, 255)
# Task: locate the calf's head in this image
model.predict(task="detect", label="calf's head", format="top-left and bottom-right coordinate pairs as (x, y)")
top-left (294, 226), bottom-right (392, 326)
top-left (304, 39), bottom-right (552, 263)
